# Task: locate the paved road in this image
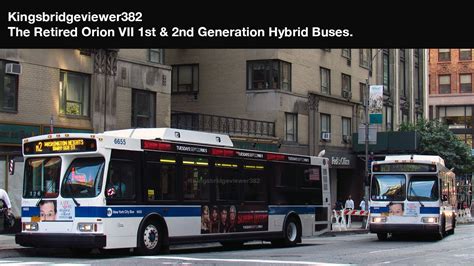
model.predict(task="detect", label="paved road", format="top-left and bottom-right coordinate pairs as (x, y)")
top-left (1, 224), bottom-right (474, 265)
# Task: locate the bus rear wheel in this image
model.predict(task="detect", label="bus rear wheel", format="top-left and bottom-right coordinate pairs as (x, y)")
top-left (272, 217), bottom-right (301, 247)
top-left (137, 220), bottom-right (161, 255)
top-left (377, 233), bottom-right (388, 241)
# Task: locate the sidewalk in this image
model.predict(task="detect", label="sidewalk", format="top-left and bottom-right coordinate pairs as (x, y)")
top-left (321, 221), bottom-right (369, 237)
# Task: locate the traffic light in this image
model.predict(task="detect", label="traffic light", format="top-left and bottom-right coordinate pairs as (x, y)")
top-left (8, 159), bottom-right (14, 175)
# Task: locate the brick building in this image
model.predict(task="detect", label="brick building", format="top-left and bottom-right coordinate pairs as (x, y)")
top-left (428, 48), bottom-right (474, 206)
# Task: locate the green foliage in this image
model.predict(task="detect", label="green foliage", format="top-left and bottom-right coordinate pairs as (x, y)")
top-left (399, 119), bottom-right (474, 175)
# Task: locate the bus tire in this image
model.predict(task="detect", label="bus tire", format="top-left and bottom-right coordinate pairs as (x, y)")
top-left (273, 216), bottom-right (301, 247)
top-left (136, 219), bottom-right (162, 255)
top-left (377, 233), bottom-right (388, 241)
top-left (447, 216), bottom-right (455, 235)
top-left (436, 217), bottom-right (445, 240)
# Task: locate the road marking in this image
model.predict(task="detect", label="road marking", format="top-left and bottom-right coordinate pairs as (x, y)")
top-left (140, 256), bottom-right (347, 265)
top-left (369, 248), bottom-right (403, 254)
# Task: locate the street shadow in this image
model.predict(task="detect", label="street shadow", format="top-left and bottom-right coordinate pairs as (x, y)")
top-left (375, 233), bottom-right (452, 242)
top-left (17, 242), bottom-right (319, 258)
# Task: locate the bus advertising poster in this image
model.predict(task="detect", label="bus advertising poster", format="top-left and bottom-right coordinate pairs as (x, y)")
top-left (35, 199), bottom-right (75, 222)
top-left (201, 205), bottom-right (268, 234)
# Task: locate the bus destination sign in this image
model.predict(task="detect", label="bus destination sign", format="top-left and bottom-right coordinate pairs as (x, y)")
top-left (375, 163), bottom-right (437, 172)
top-left (24, 138), bottom-right (97, 155)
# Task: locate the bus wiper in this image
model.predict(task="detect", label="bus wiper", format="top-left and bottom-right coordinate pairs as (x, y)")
top-left (409, 186), bottom-right (425, 207)
top-left (35, 180), bottom-right (55, 207)
top-left (66, 182), bottom-right (80, 207)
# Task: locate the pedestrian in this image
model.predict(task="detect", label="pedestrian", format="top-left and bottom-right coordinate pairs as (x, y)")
top-left (0, 188), bottom-right (15, 230)
top-left (0, 188), bottom-right (12, 215)
top-left (345, 195), bottom-right (354, 210)
top-left (359, 198), bottom-right (366, 211)
top-left (345, 195), bottom-right (354, 224)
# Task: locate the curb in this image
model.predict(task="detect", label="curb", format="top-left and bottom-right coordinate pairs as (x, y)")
top-left (320, 229), bottom-right (369, 237)
top-left (0, 248), bottom-right (25, 258)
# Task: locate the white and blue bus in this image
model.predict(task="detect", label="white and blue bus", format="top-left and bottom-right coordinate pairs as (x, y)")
top-left (16, 128), bottom-right (331, 254)
top-left (369, 155), bottom-right (457, 240)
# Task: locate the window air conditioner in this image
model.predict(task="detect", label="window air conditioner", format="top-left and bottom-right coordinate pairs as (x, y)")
top-left (321, 132), bottom-right (331, 141)
top-left (342, 135), bottom-right (351, 143)
top-left (342, 90), bottom-right (352, 99)
top-left (5, 63), bottom-right (22, 75)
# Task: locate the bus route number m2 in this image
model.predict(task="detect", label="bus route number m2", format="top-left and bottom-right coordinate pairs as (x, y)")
top-left (113, 138), bottom-right (126, 145)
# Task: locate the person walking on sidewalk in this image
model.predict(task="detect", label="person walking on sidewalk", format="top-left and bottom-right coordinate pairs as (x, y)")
top-left (345, 195), bottom-right (354, 226)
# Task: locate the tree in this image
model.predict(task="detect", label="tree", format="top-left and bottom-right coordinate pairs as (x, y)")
top-left (399, 119), bottom-right (474, 175)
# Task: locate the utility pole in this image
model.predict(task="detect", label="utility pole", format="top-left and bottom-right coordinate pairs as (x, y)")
top-left (364, 49), bottom-right (383, 210)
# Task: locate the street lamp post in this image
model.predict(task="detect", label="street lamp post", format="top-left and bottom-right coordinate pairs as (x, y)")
top-left (364, 49), bottom-right (383, 209)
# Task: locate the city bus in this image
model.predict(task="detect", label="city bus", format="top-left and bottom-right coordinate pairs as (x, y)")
top-left (16, 128), bottom-right (331, 254)
top-left (369, 155), bottom-right (456, 240)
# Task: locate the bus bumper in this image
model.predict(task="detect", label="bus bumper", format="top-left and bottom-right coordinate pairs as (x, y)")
top-left (369, 223), bottom-right (439, 234)
top-left (16, 233), bottom-right (106, 248)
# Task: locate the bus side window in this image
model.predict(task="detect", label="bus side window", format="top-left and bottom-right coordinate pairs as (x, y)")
top-left (107, 160), bottom-right (136, 200)
top-left (145, 155), bottom-right (177, 201)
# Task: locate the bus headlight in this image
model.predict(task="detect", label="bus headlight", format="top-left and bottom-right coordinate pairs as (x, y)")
top-left (422, 217), bottom-right (438, 223)
top-left (78, 223), bottom-right (97, 232)
top-left (23, 222), bottom-right (39, 231)
top-left (372, 217), bottom-right (387, 223)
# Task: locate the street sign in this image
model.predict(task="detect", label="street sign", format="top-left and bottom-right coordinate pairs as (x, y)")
top-left (8, 159), bottom-right (14, 175)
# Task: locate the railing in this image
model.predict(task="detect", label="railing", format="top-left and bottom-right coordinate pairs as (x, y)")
top-left (171, 112), bottom-right (275, 137)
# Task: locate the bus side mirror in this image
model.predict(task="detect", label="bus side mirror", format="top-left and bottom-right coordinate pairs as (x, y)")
top-left (442, 194), bottom-right (448, 202)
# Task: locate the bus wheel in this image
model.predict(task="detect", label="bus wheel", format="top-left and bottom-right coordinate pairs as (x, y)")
top-left (273, 217), bottom-right (301, 247)
top-left (447, 216), bottom-right (455, 235)
top-left (137, 220), bottom-right (161, 255)
top-left (377, 233), bottom-right (388, 241)
top-left (436, 218), bottom-right (445, 240)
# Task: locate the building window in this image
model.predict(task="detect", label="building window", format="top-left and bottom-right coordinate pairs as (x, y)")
top-left (149, 49), bottom-right (164, 64)
top-left (383, 49), bottom-right (390, 94)
top-left (359, 49), bottom-right (371, 68)
top-left (401, 110), bottom-right (409, 124)
top-left (285, 113), bottom-right (297, 142)
top-left (342, 74), bottom-right (351, 93)
top-left (247, 60), bottom-right (291, 91)
top-left (438, 49), bottom-right (450, 61)
top-left (320, 67), bottom-right (331, 94)
top-left (438, 106), bottom-right (472, 130)
top-left (342, 117), bottom-right (351, 141)
top-left (459, 49), bottom-right (472, 61)
top-left (399, 49), bottom-right (407, 97)
top-left (320, 114), bottom-right (331, 134)
top-left (460, 74), bottom-right (472, 93)
top-left (342, 49), bottom-right (351, 59)
top-left (59, 70), bottom-right (90, 117)
top-left (385, 105), bottom-right (393, 131)
top-left (414, 50), bottom-right (420, 102)
top-left (439, 75), bottom-right (451, 94)
top-left (360, 82), bottom-right (367, 104)
top-left (0, 60), bottom-right (18, 112)
top-left (132, 89), bottom-right (156, 128)
top-left (172, 64), bottom-right (199, 93)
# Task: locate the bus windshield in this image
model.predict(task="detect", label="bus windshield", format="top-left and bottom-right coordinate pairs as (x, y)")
top-left (61, 157), bottom-right (105, 198)
top-left (23, 157), bottom-right (61, 198)
top-left (408, 176), bottom-right (438, 201)
top-left (371, 174), bottom-right (406, 201)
